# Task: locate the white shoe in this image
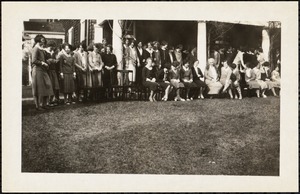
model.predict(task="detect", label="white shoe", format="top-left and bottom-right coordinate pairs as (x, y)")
top-left (200, 95), bottom-right (204, 99)
top-left (262, 94), bottom-right (267, 98)
top-left (180, 98), bottom-right (185, 101)
top-left (190, 97), bottom-right (193, 101)
top-left (186, 98), bottom-right (191, 101)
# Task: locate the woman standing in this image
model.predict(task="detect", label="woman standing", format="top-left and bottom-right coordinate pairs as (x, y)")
top-left (172, 44), bottom-right (184, 67)
top-left (74, 43), bottom-right (89, 101)
top-left (59, 43), bottom-right (77, 104)
top-left (136, 41), bottom-right (148, 88)
top-left (31, 35), bottom-right (54, 110)
top-left (204, 58), bottom-right (223, 98)
top-left (102, 44), bottom-right (118, 98)
top-left (145, 42), bottom-right (154, 60)
top-left (191, 60), bottom-right (206, 99)
top-left (153, 41), bottom-right (161, 67)
top-left (88, 43), bottom-right (104, 87)
top-left (125, 41), bottom-right (139, 84)
top-left (142, 58), bottom-right (159, 102)
top-left (44, 41), bottom-right (60, 106)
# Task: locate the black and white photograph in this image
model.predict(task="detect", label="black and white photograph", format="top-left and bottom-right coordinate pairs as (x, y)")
top-left (2, 2), bottom-right (298, 192)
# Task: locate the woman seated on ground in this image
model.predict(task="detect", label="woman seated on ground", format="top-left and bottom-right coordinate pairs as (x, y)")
top-left (169, 61), bottom-right (185, 101)
top-left (180, 62), bottom-right (198, 101)
top-left (260, 62), bottom-right (279, 97)
top-left (271, 65), bottom-right (281, 89)
top-left (219, 60), bottom-right (233, 99)
top-left (204, 58), bottom-right (223, 98)
top-left (154, 62), bottom-right (172, 101)
top-left (244, 62), bottom-right (263, 98)
top-left (229, 63), bottom-right (242, 99)
top-left (191, 60), bottom-right (206, 99)
top-left (253, 61), bottom-right (268, 98)
top-left (142, 57), bottom-right (159, 102)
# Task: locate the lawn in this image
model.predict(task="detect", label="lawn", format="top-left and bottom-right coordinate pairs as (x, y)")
top-left (22, 97), bottom-right (280, 175)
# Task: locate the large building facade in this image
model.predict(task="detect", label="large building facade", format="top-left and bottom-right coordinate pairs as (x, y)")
top-left (23, 19), bottom-right (280, 85)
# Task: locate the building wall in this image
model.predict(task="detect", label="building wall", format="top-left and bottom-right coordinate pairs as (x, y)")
top-left (59, 19), bottom-right (81, 46)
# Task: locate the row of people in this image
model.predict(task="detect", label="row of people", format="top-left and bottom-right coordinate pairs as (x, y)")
top-left (31, 34), bottom-right (281, 110)
top-left (141, 56), bottom-right (281, 102)
top-left (31, 35), bottom-right (118, 110)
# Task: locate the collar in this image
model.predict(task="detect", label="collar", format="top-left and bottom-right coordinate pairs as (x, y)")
top-left (62, 49), bottom-right (71, 57)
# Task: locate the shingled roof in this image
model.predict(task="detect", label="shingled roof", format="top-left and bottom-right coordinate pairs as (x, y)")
top-left (24, 21), bottom-right (65, 32)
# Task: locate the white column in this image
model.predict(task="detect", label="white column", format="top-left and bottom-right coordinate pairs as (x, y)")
top-left (113, 20), bottom-right (123, 69)
top-left (94, 24), bottom-right (103, 43)
top-left (262, 28), bottom-right (270, 61)
top-left (197, 21), bottom-right (207, 79)
top-left (112, 20), bottom-right (123, 85)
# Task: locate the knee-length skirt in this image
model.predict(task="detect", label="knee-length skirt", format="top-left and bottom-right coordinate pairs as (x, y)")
top-left (143, 81), bottom-right (158, 91)
top-left (257, 80), bottom-right (268, 90)
top-left (170, 80), bottom-right (185, 89)
top-left (32, 66), bottom-right (54, 97)
top-left (264, 80), bottom-right (277, 89)
top-left (182, 81), bottom-right (197, 89)
top-left (48, 70), bottom-right (60, 90)
top-left (157, 81), bottom-right (170, 90)
top-left (247, 80), bottom-right (260, 89)
top-left (194, 80), bottom-right (206, 88)
top-left (205, 79), bottom-right (223, 94)
top-left (62, 73), bottom-right (76, 93)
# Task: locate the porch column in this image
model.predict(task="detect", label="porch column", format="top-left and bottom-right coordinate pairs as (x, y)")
top-left (94, 24), bottom-right (103, 43)
top-left (262, 28), bottom-right (270, 61)
top-left (112, 20), bottom-right (123, 85)
top-left (197, 21), bottom-right (207, 79)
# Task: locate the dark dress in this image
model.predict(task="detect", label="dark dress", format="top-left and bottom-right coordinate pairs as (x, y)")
top-left (191, 66), bottom-right (206, 88)
top-left (136, 48), bottom-right (148, 87)
top-left (154, 67), bottom-right (170, 90)
top-left (45, 51), bottom-right (60, 91)
top-left (102, 53), bottom-right (117, 87)
top-left (142, 67), bottom-right (159, 91)
top-left (59, 53), bottom-right (76, 93)
top-left (180, 67), bottom-right (197, 88)
top-left (31, 46), bottom-right (54, 97)
top-left (160, 49), bottom-right (171, 69)
top-left (183, 53), bottom-right (197, 68)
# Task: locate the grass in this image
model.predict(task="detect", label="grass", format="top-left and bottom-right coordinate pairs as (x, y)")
top-left (22, 97), bottom-right (280, 175)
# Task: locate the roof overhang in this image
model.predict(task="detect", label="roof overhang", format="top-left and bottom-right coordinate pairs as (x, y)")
top-left (23, 30), bottom-right (65, 35)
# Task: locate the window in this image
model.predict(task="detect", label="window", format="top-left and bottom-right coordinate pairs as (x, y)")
top-left (80, 20), bottom-right (86, 42)
top-left (68, 27), bottom-right (74, 45)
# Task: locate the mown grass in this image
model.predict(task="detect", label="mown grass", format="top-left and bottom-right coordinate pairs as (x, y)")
top-left (22, 97), bottom-right (280, 175)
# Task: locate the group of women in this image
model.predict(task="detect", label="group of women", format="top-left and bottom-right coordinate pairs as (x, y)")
top-left (31, 35), bottom-right (117, 110)
top-left (30, 34), bottom-right (281, 110)
top-left (135, 41), bottom-right (281, 101)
